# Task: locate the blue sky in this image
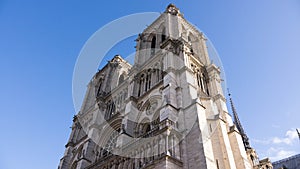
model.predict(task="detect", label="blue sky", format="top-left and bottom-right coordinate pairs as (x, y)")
top-left (0, 1), bottom-right (300, 169)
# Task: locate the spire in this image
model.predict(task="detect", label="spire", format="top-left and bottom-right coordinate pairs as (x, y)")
top-left (296, 129), bottom-right (300, 141)
top-left (228, 89), bottom-right (251, 150)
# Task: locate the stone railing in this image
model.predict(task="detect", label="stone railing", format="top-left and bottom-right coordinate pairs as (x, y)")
top-left (87, 119), bottom-right (182, 169)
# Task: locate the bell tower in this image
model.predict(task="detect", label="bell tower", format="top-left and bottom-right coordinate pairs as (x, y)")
top-left (134, 4), bottom-right (210, 67)
top-left (59, 4), bottom-right (272, 169)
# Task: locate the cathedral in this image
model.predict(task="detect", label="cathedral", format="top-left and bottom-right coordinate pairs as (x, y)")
top-left (59, 4), bottom-right (273, 169)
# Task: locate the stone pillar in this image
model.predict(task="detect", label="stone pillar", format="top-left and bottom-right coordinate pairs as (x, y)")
top-left (117, 158), bottom-right (123, 169)
top-left (140, 77), bottom-right (144, 95)
top-left (160, 134), bottom-right (166, 155)
top-left (175, 136), bottom-right (181, 159)
top-left (150, 69), bottom-right (156, 87)
top-left (165, 131), bottom-right (171, 156)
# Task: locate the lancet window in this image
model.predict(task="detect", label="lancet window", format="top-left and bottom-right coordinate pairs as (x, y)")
top-left (161, 27), bottom-right (166, 43)
top-left (151, 36), bottom-right (156, 56)
top-left (191, 64), bottom-right (210, 95)
top-left (188, 35), bottom-right (194, 54)
top-left (102, 129), bottom-right (120, 156)
top-left (136, 68), bottom-right (162, 97)
top-left (96, 77), bottom-right (104, 96)
top-left (105, 100), bottom-right (116, 120)
top-left (118, 74), bottom-right (125, 85)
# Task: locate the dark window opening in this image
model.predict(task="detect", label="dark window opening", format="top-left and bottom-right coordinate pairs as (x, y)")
top-left (161, 28), bottom-right (166, 43)
top-left (118, 74), bottom-right (125, 85)
top-left (151, 36), bottom-right (156, 56)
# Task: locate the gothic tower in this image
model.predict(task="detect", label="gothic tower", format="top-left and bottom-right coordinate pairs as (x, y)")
top-left (58, 4), bottom-right (272, 169)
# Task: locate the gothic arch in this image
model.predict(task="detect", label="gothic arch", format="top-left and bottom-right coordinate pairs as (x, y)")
top-left (98, 117), bottom-right (122, 149)
top-left (152, 109), bottom-right (160, 122)
top-left (135, 68), bottom-right (162, 97)
top-left (135, 95), bottom-right (162, 131)
top-left (150, 35), bottom-right (156, 56)
top-left (158, 23), bottom-right (166, 44)
top-left (154, 62), bottom-right (163, 83)
top-left (192, 65), bottom-right (210, 95)
top-left (187, 32), bottom-right (196, 42)
top-left (136, 117), bottom-right (151, 137)
top-left (161, 27), bottom-right (166, 43)
top-left (95, 74), bottom-right (105, 96)
top-left (118, 72), bottom-right (126, 85)
top-left (69, 143), bottom-right (84, 168)
top-left (105, 99), bottom-right (117, 120)
top-left (70, 161), bottom-right (78, 169)
top-left (102, 129), bottom-right (119, 155)
top-left (188, 32), bottom-right (196, 52)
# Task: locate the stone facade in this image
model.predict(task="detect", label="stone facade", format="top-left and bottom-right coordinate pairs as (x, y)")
top-left (58, 4), bottom-right (272, 169)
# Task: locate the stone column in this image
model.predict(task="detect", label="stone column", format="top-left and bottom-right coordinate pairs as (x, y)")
top-left (117, 158), bottom-right (123, 169)
top-left (151, 69), bottom-right (156, 87)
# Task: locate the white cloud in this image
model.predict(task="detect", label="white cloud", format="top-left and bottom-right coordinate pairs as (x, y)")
top-left (271, 129), bottom-right (298, 145)
top-left (286, 130), bottom-right (298, 140)
top-left (252, 128), bottom-right (300, 162)
top-left (253, 129), bottom-right (298, 146)
top-left (272, 137), bottom-right (292, 145)
top-left (267, 147), bottom-right (297, 161)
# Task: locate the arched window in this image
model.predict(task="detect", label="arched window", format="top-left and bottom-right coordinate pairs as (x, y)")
top-left (144, 124), bottom-right (151, 133)
top-left (196, 71), bottom-right (203, 90)
top-left (151, 36), bottom-right (156, 56)
top-left (105, 100), bottom-right (116, 120)
top-left (250, 155), bottom-right (255, 165)
top-left (76, 145), bottom-right (84, 159)
top-left (138, 123), bottom-right (151, 137)
top-left (137, 117), bottom-right (151, 137)
top-left (138, 74), bottom-right (145, 97)
top-left (118, 74), bottom-right (125, 85)
top-left (161, 27), bottom-right (166, 43)
top-left (71, 162), bottom-right (78, 169)
top-left (202, 73), bottom-right (210, 95)
top-left (103, 130), bottom-right (120, 156)
top-left (96, 78), bottom-right (104, 96)
top-left (156, 68), bottom-right (160, 82)
top-left (188, 35), bottom-right (191, 42)
top-left (188, 35), bottom-right (194, 54)
top-left (195, 69), bottom-right (209, 96)
top-left (143, 69), bottom-right (152, 92)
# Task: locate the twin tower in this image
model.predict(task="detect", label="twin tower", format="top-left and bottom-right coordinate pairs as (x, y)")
top-left (59, 4), bottom-right (272, 169)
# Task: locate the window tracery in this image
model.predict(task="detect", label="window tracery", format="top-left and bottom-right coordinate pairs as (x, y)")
top-left (136, 66), bottom-right (163, 97)
top-left (191, 63), bottom-right (210, 95)
top-left (105, 100), bottom-right (116, 120)
top-left (102, 130), bottom-right (120, 156)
